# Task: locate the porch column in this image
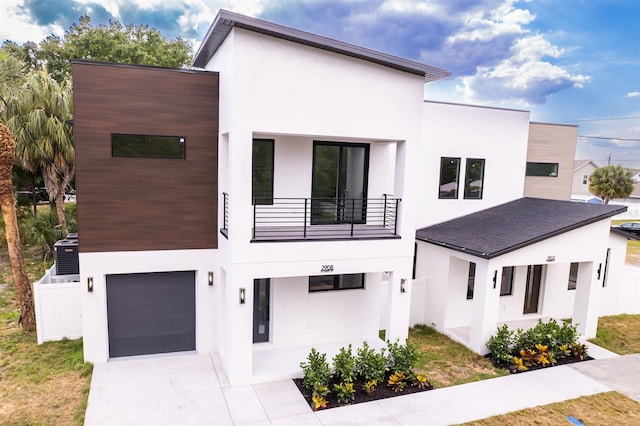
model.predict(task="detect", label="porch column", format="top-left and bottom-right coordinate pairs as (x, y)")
top-left (468, 261), bottom-right (500, 354)
top-left (572, 262), bottom-right (600, 338)
top-left (385, 271), bottom-right (412, 342)
top-left (220, 266), bottom-right (254, 386)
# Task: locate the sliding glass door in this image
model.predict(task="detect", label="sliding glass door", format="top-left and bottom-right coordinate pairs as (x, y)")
top-left (311, 142), bottom-right (369, 224)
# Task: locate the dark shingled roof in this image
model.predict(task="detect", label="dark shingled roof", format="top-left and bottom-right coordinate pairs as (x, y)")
top-left (192, 9), bottom-right (450, 82)
top-left (416, 198), bottom-right (627, 259)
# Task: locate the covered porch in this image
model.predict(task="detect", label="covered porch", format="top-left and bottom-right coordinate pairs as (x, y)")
top-left (413, 198), bottom-right (627, 355)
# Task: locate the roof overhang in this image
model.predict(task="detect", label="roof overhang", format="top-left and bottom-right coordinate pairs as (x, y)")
top-left (610, 227), bottom-right (640, 241)
top-left (192, 9), bottom-right (451, 82)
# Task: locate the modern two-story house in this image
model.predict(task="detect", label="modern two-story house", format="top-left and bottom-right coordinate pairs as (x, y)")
top-left (58, 9), bottom-right (638, 386)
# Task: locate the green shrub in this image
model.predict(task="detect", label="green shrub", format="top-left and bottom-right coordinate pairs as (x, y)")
top-left (333, 382), bottom-right (355, 403)
top-left (300, 348), bottom-right (332, 391)
top-left (64, 203), bottom-right (78, 233)
top-left (19, 209), bottom-right (66, 260)
top-left (386, 339), bottom-right (420, 375)
top-left (355, 342), bottom-right (387, 383)
top-left (486, 324), bottom-right (514, 365)
top-left (332, 344), bottom-right (356, 383)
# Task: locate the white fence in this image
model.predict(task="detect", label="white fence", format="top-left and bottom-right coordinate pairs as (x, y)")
top-left (33, 266), bottom-right (82, 344)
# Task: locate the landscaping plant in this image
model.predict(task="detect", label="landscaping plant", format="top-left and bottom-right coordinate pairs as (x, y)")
top-left (332, 344), bottom-right (356, 383)
top-left (300, 348), bottom-right (332, 391)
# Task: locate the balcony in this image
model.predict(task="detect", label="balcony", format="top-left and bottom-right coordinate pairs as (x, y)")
top-left (221, 193), bottom-right (401, 242)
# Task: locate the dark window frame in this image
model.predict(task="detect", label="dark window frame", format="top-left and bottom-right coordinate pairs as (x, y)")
top-left (500, 266), bottom-right (514, 296)
top-left (583, 175), bottom-right (588, 184)
top-left (252, 138), bottom-right (275, 205)
top-left (466, 262), bottom-right (476, 300)
top-left (464, 158), bottom-right (486, 200)
top-left (568, 262), bottom-right (579, 290)
top-left (603, 248), bottom-right (611, 287)
top-left (309, 273), bottom-right (365, 292)
top-left (526, 162), bottom-right (559, 177)
top-left (111, 133), bottom-right (186, 159)
top-left (439, 157), bottom-right (461, 199)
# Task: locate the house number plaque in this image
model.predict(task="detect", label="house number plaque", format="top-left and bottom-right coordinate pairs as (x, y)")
top-left (321, 265), bottom-right (334, 273)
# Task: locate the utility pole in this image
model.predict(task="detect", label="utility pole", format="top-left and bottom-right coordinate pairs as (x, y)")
top-left (607, 154), bottom-right (611, 166)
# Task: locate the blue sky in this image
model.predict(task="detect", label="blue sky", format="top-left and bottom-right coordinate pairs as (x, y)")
top-left (1, 0), bottom-right (639, 169)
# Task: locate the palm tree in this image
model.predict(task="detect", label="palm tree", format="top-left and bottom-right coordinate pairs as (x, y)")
top-left (6, 70), bottom-right (74, 228)
top-left (589, 165), bottom-right (634, 204)
top-left (0, 54), bottom-right (36, 330)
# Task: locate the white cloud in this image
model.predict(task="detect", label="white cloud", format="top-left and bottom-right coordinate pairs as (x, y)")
top-left (627, 91), bottom-right (640, 98)
top-left (0, 0), bottom-right (55, 43)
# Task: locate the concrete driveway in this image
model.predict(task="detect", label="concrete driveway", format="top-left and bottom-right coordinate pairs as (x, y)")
top-left (571, 354), bottom-right (640, 402)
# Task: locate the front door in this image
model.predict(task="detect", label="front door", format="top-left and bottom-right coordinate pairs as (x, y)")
top-left (253, 278), bottom-right (270, 343)
top-left (523, 265), bottom-right (542, 314)
top-left (311, 142), bottom-right (369, 224)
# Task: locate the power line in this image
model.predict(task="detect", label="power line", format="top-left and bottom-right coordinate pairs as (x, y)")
top-left (578, 135), bottom-right (640, 142)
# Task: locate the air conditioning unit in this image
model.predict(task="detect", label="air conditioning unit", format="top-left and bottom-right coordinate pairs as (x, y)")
top-left (54, 239), bottom-right (79, 275)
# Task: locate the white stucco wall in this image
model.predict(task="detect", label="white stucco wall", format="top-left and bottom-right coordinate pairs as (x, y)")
top-left (205, 28), bottom-right (425, 384)
top-left (418, 102), bottom-right (530, 228)
top-left (80, 249), bottom-right (218, 364)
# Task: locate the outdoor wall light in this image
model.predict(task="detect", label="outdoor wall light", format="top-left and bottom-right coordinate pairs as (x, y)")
top-left (239, 287), bottom-right (246, 304)
top-left (208, 271), bottom-right (214, 286)
top-left (492, 270), bottom-right (498, 289)
top-left (400, 278), bottom-right (407, 293)
top-left (87, 277), bottom-right (94, 292)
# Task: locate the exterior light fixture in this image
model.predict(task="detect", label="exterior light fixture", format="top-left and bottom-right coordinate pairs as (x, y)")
top-left (87, 277), bottom-right (94, 292)
top-left (400, 278), bottom-right (407, 293)
top-left (492, 270), bottom-right (498, 289)
top-left (208, 271), bottom-right (214, 286)
top-left (239, 288), bottom-right (246, 304)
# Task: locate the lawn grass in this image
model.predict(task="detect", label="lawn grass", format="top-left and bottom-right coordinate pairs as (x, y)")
top-left (408, 324), bottom-right (508, 388)
top-left (0, 208), bottom-right (92, 425)
top-left (460, 391), bottom-right (640, 425)
top-left (589, 314), bottom-right (640, 355)
top-left (611, 219), bottom-right (640, 265)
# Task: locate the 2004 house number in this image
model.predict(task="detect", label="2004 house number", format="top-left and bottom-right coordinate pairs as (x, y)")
top-left (321, 265), bottom-right (334, 272)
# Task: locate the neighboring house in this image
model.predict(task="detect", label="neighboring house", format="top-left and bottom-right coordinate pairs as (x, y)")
top-left (571, 159), bottom-right (600, 198)
top-left (36, 9), bottom-right (639, 386)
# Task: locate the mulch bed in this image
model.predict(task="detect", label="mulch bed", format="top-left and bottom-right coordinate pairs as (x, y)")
top-left (293, 372), bottom-right (434, 410)
top-left (487, 354), bottom-right (594, 373)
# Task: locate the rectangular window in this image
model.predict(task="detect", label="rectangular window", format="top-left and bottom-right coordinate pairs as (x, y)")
top-left (583, 175), bottom-right (588, 184)
top-left (111, 133), bottom-right (185, 159)
top-left (568, 262), bottom-right (579, 290)
top-left (309, 274), bottom-right (365, 292)
top-left (464, 158), bottom-right (485, 199)
top-left (500, 266), bottom-right (514, 296)
top-left (252, 139), bottom-right (274, 205)
top-left (526, 162), bottom-right (558, 177)
top-left (603, 248), bottom-right (611, 287)
top-left (439, 157), bottom-right (461, 199)
top-left (466, 262), bottom-right (476, 300)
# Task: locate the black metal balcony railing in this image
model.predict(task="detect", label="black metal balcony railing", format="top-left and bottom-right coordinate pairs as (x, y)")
top-left (221, 192), bottom-right (229, 238)
top-left (251, 195), bottom-right (401, 242)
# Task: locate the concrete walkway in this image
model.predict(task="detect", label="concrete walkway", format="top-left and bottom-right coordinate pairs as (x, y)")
top-left (84, 348), bottom-right (635, 426)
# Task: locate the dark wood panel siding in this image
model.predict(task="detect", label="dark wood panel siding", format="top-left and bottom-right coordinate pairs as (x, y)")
top-left (72, 62), bottom-right (219, 252)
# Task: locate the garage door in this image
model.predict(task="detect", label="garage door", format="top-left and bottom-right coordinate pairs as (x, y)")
top-left (106, 271), bottom-right (196, 357)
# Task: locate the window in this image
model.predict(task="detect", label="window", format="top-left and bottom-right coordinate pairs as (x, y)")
top-left (252, 139), bottom-right (274, 205)
top-left (464, 158), bottom-right (485, 199)
top-left (500, 266), bottom-right (514, 296)
top-left (568, 262), bottom-right (579, 290)
top-left (309, 274), bottom-right (365, 292)
top-left (111, 133), bottom-right (185, 159)
top-left (583, 175), bottom-right (588, 185)
top-left (439, 157), bottom-right (460, 199)
top-left (526, 162), bottom-right (558, 177)
top-left (466, 262), bottom-right (476, 299)
top-left (603, 248), bottom-right (611, 287)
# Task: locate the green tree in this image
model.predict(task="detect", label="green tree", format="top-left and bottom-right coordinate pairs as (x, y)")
top-left (0, 52), bottom-right (36, 330)
top-left (589, 165), bottom-right (634, 204)
top-left (5, 70), bottom-right (74, 228)
top-left (65, 15), bottom-right (191, 68)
